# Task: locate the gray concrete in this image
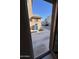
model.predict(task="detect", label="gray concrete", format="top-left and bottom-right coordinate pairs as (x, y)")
top-left (42, 54), bottom-right (53, 59)
top-left (31, 26), bottom-right (50, 58)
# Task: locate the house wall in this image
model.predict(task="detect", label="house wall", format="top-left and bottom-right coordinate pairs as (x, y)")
top-left (30, 19), bottom-right (35, 32)
top-left (37, 19), bottom-right (42, 30)
top-left (27, 0), bottom-right (42, 32)
top-left (30, 18), bottom-right (42, 32)
top-left (46, 16), bottom-right (52, 26)
top-left (27, 0), bottom-right (33, 18)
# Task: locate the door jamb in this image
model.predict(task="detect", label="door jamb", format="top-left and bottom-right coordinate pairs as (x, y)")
top-left (49, 0), bottom-right (58, 59)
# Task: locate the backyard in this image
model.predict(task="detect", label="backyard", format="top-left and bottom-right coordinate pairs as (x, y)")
top-left (31, 26), bottom-right (51, 58)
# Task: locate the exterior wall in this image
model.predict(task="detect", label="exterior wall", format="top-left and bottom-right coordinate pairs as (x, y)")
top-left (37, 19), bottom-right (42, 30)
top-left (30, 18), bottom-right (42, 32)
top-left (27, 0), bottom-right (42, 32)
top-left (30, 19), bottom-right (35, 32)
top-left (27, 0), bottom-right (33, 18)
top-left (46, 16), bottom-right (52, 26)
top-left (30, 19), bottom-right (34, 27)
top-left (42, 15), bottom-right (52, 26)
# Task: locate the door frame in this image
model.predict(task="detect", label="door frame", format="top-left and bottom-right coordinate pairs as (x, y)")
top-left (20, 0), bottom-right (58, 59)
top-left (20, 0), bottom-right (34, 59)
top-left (49, 0), bottom-right (58, 59)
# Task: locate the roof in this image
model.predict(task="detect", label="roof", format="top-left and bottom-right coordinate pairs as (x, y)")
top-left (30, 15), bottom-right (42, 19)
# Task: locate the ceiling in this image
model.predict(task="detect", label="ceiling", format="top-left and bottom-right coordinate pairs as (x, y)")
top-left (44, 0), bottom-right (57, 4)
top-left (44, 0), bottom-right (52, 3)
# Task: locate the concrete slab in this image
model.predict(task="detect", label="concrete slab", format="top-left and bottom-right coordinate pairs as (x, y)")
top-left (31, 26), bottom-right (50, 58)
top-left (42, 54), bottom-right (53, 59)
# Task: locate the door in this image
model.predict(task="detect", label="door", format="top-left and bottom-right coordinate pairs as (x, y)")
top-left (20, 0), bottom-right (34, 59)
top-left (34, 24), bottom-right (38, 30)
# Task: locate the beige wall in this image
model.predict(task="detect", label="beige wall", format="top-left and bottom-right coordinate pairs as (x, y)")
top-left (30, 19), bottom-right (35, 27)
top-left (37, 19), bottom-right (42, 30)
top-left (27, 0), bottom-right (33, 18)
top-left (30, 19), bottom-right (42, 30)
top-left (27, 0), bottom-right (42, 32)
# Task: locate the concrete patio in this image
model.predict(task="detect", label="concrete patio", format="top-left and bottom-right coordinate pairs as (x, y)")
top-left (31, 26), bottom-right (51, 58)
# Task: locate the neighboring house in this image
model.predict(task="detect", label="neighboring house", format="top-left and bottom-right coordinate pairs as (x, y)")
top-left (42, 20), bottom-right (48, 26)
top-left (42, 15), bottom-right (52, 26)
top-left (30, 15), bottom-right (42, 32)
top-left (27, 0), bottom-right (42, 32)
top-left (45, 15), bottom-right (52, 26)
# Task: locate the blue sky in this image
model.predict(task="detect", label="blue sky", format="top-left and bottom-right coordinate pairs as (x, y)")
top-left (32, 0), bottom-right (53, 21)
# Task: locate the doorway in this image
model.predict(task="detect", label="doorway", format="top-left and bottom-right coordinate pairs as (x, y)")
top-left (34, 24), bottom-right (38, 30)
top-left (30, 0), bottom-right (53, 58)
top-left (20, 0), bottom-right (58, 59)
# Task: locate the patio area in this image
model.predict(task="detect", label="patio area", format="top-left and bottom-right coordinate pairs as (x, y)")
top-left (31, 26), bottom-right (50, 58)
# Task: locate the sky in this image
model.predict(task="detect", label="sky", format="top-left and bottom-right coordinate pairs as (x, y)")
top-left (32, 0), bottom-right (53, 21)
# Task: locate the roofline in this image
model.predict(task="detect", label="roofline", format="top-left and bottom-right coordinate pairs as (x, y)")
top-left (30, 16), bottom-right (42, 19)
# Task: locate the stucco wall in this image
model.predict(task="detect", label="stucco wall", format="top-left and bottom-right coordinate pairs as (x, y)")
top-left (27, 0), bottom-right (42, 32)
top-left (27, 0), bottom-right (33, 18)
top-left (37, 19), bottom-right (42, 30)
top-left (30, 18), bottom-right (42, 32)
